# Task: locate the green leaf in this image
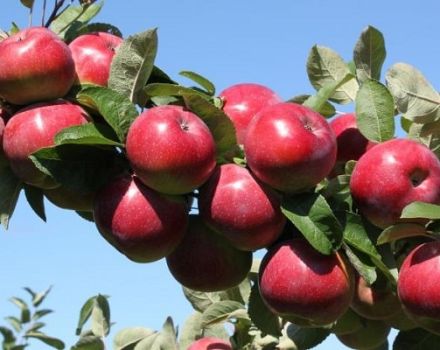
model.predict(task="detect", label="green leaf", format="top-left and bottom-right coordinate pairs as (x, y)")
top-left (32, 309), bottom-right (53, 321)
top-left (183, 93), bottom-right (239, 161)
top-left (218, 278), bottom-right (251, 305)
top-left (55, 123), bottom-right (122, 147)
top-left (353, 26), bottom-right (386, 83)
top-left (76, 86), bottom-right (138, 143)
top-left (24, 185), bottom-right (46, 222)
top-left (5, 317), bottom-right (22, 333)
top-left (66, 22), bottom-right (122, 42)
top-left (285, 323), bottom-right (330, 349)
top-left (182, 287), bottom-right (221, 313)
top-left (394, 328), bottom-right (440, 350)
top-left (248, 282), bottom-right (281, 337)
top-left (0, 165), bottom-right (22, 229)
top-left (281, 193), bottom-right (343, 255)
top-left (0, 326), bottom-right (16, 344)
top-left (144, 83), bottom-right (209, 100)
top-left (355, 79), bottom-right (395, 142)
top-left (343, 244), bottom-right (377, 285)
top-left (386, 63), bottom-right (440, 123)
top-left (377, 223), bottom-right (428, 245)
top-left (109, 29), bottom-right (158, 106)
top-left (75, 296), bottom-right (96, 336)
top-left (26, 322), bottom-right (45, 333)
top-left (113, 327), bottom-right (155, 350)
top-left (71, 335), bottom-right (104, 350)
top-left (32, 286), bottom-right (52, 308)
top-left (91, 295), bottom-right (110, 337)
top-left (401, 202), bottom-right (440, 220)
top-left (201, 301), bottom-right (246, 327)
top-left (306, 45), bottom-right (359, 104)
top-left (149, 317), bottom-right (178, 350)
top-left (10, 297), bottom-right (30, 324)
top-left (25, 332), bottom-right (64, 349)
top-left (287, 94), bottom-right (336, 118)
top-left (179, 71), bottom-right (215, 95)
top-left (20, 0), bottom-right (34, 9)
top-left (132, 333), bottom-right (159, 350)
top-left (76, 211), bottom-right (95, 222)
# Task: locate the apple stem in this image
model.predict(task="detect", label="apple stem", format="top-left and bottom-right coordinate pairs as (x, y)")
top-left (28, 3), bottom-right (33, 27)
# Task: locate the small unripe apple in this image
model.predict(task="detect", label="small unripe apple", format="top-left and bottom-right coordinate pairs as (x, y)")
top-left (244, 102), bottom-right (336, 193)
top-left (2, 100), bottom-right (89, 188)
top-left (166, 215), bottom-right (252, 292)
top-left (0, 27), bottom-right (75, 105)
top-left (331, 308), bottom-right (363, 335)
top-left (126, 105), bottom-right (216, 195)
top-left (93, 175), bottom-right (189, 263)
top-left (259, 238), bottom-right (354, 326)
top-left (219, 83), bottom-right (282, 144)
top-left (199, 163), bottom-right (286, 251)
top-left (336, 318), bottom-right (390, 350)
top-left (69, 32), bottom-right (123, 86)
top-left (44, 186), bottom-right (95, 212)
top-left (187, 337), bottom-right (232, 350)
top-left (350, 138), bottom-right (440, 228)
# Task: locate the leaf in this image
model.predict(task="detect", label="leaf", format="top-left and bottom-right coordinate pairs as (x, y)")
top-left (355, 79), bottom-right (395, 142)
top-left (91, 295), bottom-right (110, 337)
top-left (179, 71), bottom-right (215, 95)
top-left (0, 326), bottom-right (16, 344)
top-left (343, 244), bottom-right (377, 285)
top-left (5, 317), bottom-right (22, 333)
top-left (149, 317), bottom-right (178, 350)
top-left (281, 193), bottom-right (343, 255)
top-left (401, 202), bottom-right (440, 220)
top-left (287, 94), bottom-right (336, 118)
top-left (10, 297), bottom-right (30, 324)
top-left (25, 332), bottom-right (64, 349)
top-left (393, 328), bottom-right (440, 350)
top-left (306, 45), bottom-right (359, 104)
top-left (66, 22), bottom-right (122, 42)
top-left (20, 0), bottom-right (34, 9)
top-left (27, 322), bottom-right (45, 333)
top-left (32, 309), bottom-right (53, 321)
top-left (144, 83), bottom-right (209, 100)
top-left (71, 335), bottom-right (104, 350)
top-left (75, 296), bottom-right (96, 336)
top-left (353, 26), bottom-right (386, 83)
top-left (218, 278), bottom-right (251, 305)
top-left (285, 323), bottom-right (330, 350)
top-left (76, 86), bottom-right (138, 142)
top-left (133, 333), bottom-right (159, 350)
top-left (386, 63), bottom-right (440, 123)
top-left (248, 282), bottom-right (281, 337)
top-left (76, 211), bottom-right (95, 222)
top-left (377, 223), bottom-right (428, 245)
top-left (201, 301), bottom-right (247, 328)
top-left (24, 185), bottom-right (46, 222)
top-left (32, 286), bottom-right (52, 308)
top-left (109, 29), bottom-right (158, 106)
top-left (55, 123), bottom-right (122, 147)
top-left (113, 327), bottom-right (155, 350)
top-left (182, 287), bottom-right (221, 313)
top-left (0, 165), bottom-right (22, 229)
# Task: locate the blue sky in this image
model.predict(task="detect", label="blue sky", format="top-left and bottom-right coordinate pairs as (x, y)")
top-left (1, 0), bottom-right (439, 348)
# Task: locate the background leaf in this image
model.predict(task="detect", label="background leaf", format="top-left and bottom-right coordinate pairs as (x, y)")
top-left (179, 71), bottom-right (216, 95)
top-left (0, 165), bottom-right (22, 229)
top-left (23, 185), bottom-right (46, 222)
top-left (401, 202), bottom-right (440, 220)
top-left (248, 283), bottom-right (281, 337)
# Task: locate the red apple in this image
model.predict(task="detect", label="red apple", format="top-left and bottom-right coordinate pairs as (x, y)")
top-left (350, 138), bottom-right (440, 229)
top-left (259, 238), bottom-right (354, 326)
top-left (187, 337), bottom-right (232, 350)
top-left (244, 102), bottom-right (337, 193)
top-left (219, 83), bottom-right (282, 144)
top-left (0, 27), bottom-right (75, 105)
top-left (2, 100), bottom-right (89, 188)
top-left (93, 175), bottom-right (189, 263)
top-left (199, 163), bottom-right (286, 251)
top-left (69, 32), bottom-right (123, 86)
top-left (166, 215), bottom-right (252, 292)
top-left (336, 318), bottom-right (390, 350)
top-left (398, 241), bottom-right (440, 334)
top-left (126, 105), bottom-right (216, 195)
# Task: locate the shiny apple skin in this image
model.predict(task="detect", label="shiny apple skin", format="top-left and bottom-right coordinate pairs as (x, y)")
top-left (69, 32), bottom-right (123, 86)
top-left (166, 215), bottom-right (252, 292)
top-left (244, 102), bottom-right (337, 193)
top-left (350, 138), bottom-right (440, 229)
top-left (2, 100), bottom-right (88, 188)
top-left (187, 337), bottom-right (232, 350)
top-left (199, 163), bottom-right (286, 251)
top-left (398, 241), bottom-right (440, 335)
top-left (93, 175), bottom-right (189, 263)
top-left (126, 105), bottom-right (216, 195)
top-left (219, 83), bottom-right (282, 144)
top-left (0, 27), bottom-right (75, 105)
top-left (259, 239), bottom-right (354, 326)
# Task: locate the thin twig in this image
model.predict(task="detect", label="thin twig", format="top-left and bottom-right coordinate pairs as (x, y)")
top-left (44, 0), bottom-right (67, 28)
top-left (42, 0), bottom-right (47, 26)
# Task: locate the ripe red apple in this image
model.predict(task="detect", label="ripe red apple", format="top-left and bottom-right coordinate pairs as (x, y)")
top-left (93, 175), bottom-right (189, 263)
top-left (166, 215), bottom-right (252, 292)
top-left (259, 238), bottom-right (354, 326)
top-left (0, 27), bottom-right (75, 105)
top-left (219, 83), bottom-right (282, 144)
top-left (44, 186), bottom-right (95, 212)
top-left (2, 100), bottom-right (89, 188)
top-left (198, 163), bottom-right (286, 251)
top-left (350, 138), bottom-right (440, 229)
top-left (336, 318), bottom-right (390, 350)
top-left (398, 241), bottom-right (440, 334)
top-left (244, 102), bottom-right (337, 193)
top-left (126, 105), bottom-right (216, 195)
top-left (69, 32), bottom-right (123, 86)
top-left (187, 337), bottom-right (232, 350)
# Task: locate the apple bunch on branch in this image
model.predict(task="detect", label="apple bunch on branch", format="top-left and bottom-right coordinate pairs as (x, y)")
top-left (1, 1), bottom-right (440, 349)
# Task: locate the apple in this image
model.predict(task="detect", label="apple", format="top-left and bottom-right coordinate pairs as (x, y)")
top-left (259, 238), bottom-right (354, 326)
top-left (336, 318), bottom-right (390, 350)
top-left (350, 274), bottom-right (401, 320)
top-left (126, 105), bottom-right (216, 195)
top-left (244, 102), bottom-right (337, 193)
top-left (329, 113), bottom-right (375, 176)
top-left (331, 308), bottom-right (363, 335)
top-left (0, 27), bottom-right (75, 105)
top-left (187, 337), bottom-right (232, 350)
top-left (397, 241), bottom-right (440, 334)
top-left (166, 215), bottom-right (252, 292)
top-left (383, 308), bottom-right (417, 331)
top-left (350, 138), bottom-right (440, 229)
top-left (44, 186), bottom-right (95, 212)
top-left (219, 83), bottom-right (282, 144)
top-left (198, 163), bottom-right (286, 251)
top-left (93, 175), bottom-right (189, 263)
top-left (2, 100), bottom-right (89, 189)
top-left (69, 32), bottom-right (123, 86)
